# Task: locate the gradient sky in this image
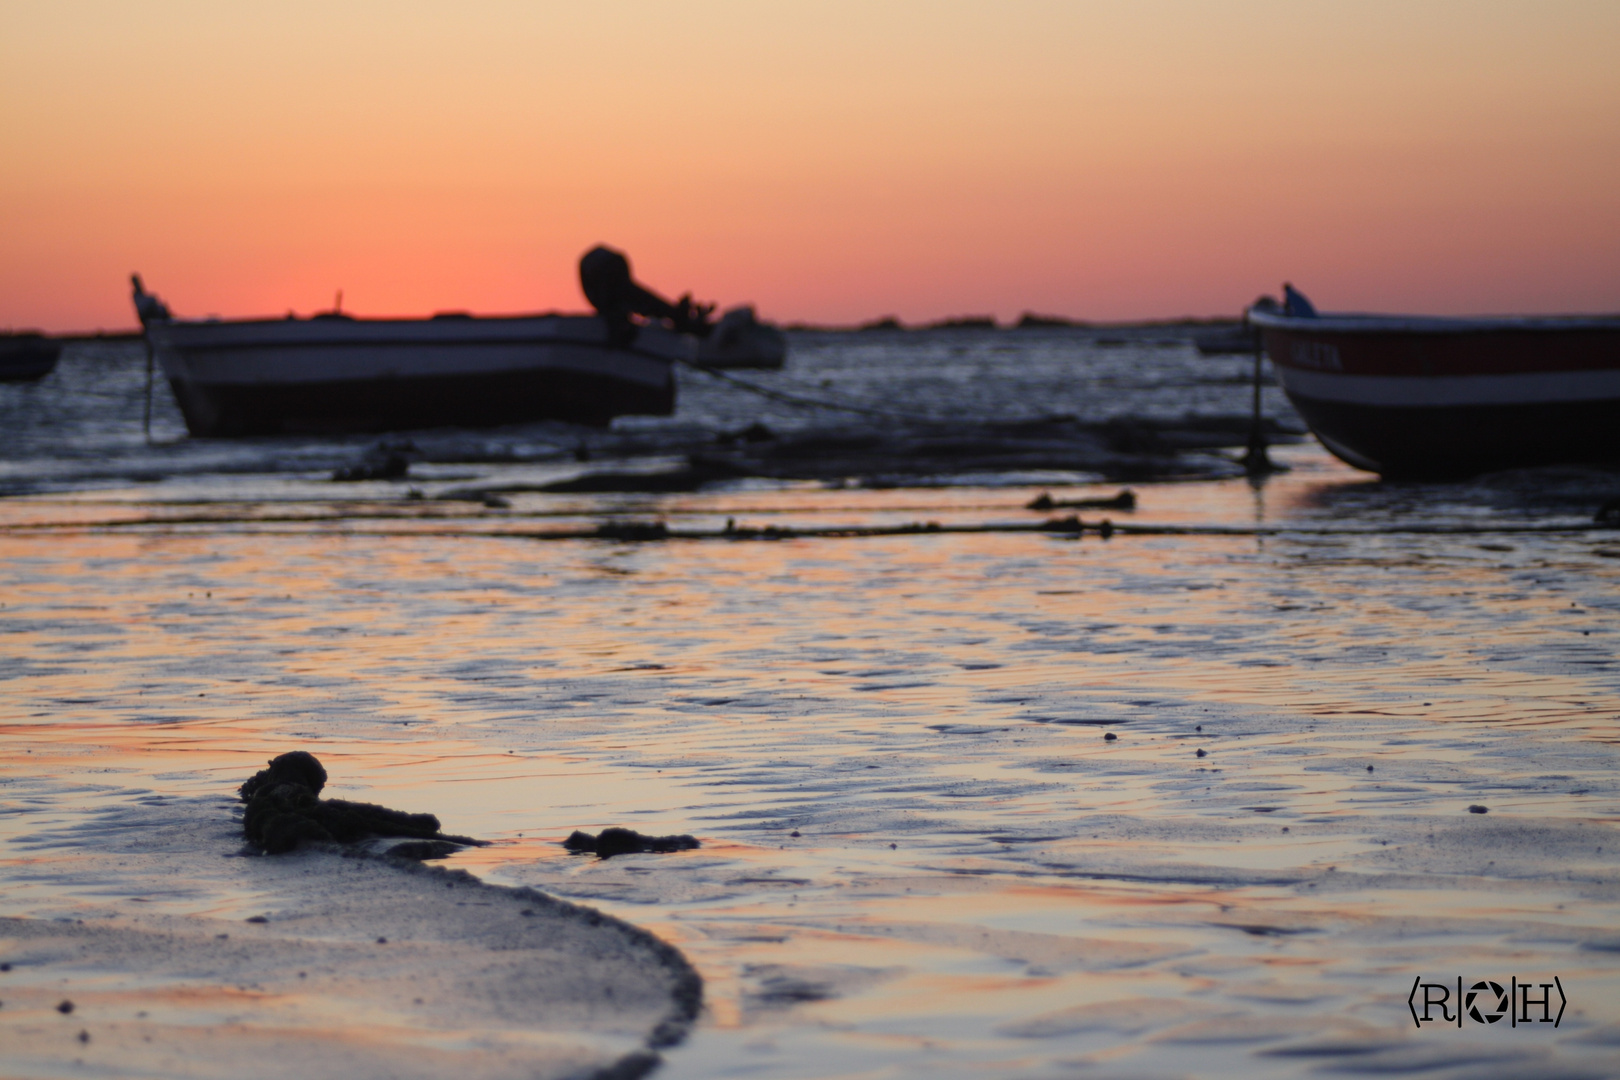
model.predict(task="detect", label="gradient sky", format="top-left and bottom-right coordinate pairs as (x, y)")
top-left (3, 1), bottom-right (1618, 330)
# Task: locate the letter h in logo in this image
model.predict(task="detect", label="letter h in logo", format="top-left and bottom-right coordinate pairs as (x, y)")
top-left (1513, 977), bottom-right (1566, 1027)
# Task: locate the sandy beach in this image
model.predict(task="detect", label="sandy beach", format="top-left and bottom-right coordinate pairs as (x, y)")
top-left (0, 789), bottom-right (699, 1080)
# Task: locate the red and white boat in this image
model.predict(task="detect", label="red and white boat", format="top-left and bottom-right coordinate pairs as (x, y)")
top-left (1248, 288), bottom-right (1620, 478)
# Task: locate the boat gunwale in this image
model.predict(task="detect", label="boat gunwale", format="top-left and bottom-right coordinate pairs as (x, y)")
top-left (1246, 308), bottom-right (1620, 335)
top-left (147, 311), bottom-right (695, 365)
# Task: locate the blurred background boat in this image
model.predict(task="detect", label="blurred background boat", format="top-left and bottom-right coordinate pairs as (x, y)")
top-left (1249, 289), bottom-right (1620, 478)
top-left (0, 333), bottom-right (64, 382)
top-left (1192, 323), bottom-right (1255, 356)
top-left (694, 305), bottom-right (788, 370)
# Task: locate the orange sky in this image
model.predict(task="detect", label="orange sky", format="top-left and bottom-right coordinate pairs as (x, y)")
top-left (3, 1), bottom-right (1618, 331)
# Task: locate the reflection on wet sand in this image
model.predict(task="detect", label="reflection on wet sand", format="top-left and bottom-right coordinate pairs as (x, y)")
top-left (3, 448), bottom-right (1619, 1077)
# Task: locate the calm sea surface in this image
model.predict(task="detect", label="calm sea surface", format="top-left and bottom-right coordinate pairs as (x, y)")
top-left (3, 329), bottom-right (1619, 1078)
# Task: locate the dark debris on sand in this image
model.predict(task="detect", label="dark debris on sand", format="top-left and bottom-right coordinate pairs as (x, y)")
top-left (531, 415), bottom-right (1306, 495)
top-left (564, 828), bottom-right (700, 858)
top-left (238, 751), bottom-right (487, 857)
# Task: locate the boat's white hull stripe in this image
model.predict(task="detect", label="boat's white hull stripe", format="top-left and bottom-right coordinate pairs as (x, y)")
top-left (1276, 365), bottom-right (1620, 407)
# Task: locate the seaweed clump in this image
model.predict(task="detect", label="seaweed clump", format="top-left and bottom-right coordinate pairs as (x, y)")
top-left (238, 751), bottom-right (485, 856)
top-left (563, 827), bottom-right (700, 858)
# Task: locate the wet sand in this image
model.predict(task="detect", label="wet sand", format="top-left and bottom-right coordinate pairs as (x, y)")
top-left (0, 790), bottom-right (699, 1079)
top-left (3, 441), bottom-right (1619, 1077)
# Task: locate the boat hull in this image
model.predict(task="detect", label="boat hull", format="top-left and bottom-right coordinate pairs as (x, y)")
top-left (148, 315), bottom-right (685, 436)
top-left (1250, 312), bottom-right (1620, 478)
top-left (0, 334), bottom-right (64, 383)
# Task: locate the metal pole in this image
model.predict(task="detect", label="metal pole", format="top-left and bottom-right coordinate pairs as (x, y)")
top-left (1240, 322), bottom-right (1274, 475)
top-left (143, 336), bottom-right (155, 444)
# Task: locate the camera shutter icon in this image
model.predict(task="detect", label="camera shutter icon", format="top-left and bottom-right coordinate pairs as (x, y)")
top-left (1466, 981), bottom-right (1509, 1024)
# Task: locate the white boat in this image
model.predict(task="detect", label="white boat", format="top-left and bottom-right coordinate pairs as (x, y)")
top-left (694, 306), bottom-right (788, 370)
top-left (134, 279), bottom-right (692, 437)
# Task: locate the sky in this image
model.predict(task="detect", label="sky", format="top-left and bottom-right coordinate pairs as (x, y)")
top-left (3, 0), bottom-right (1619, 331)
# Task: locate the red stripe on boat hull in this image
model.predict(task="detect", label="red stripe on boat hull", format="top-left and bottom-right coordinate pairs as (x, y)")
top-left (1260, 324), bottom-right (1620, 378)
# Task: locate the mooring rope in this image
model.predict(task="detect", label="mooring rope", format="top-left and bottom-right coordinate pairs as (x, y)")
top-left (676, 358), bottom-right (944, 423)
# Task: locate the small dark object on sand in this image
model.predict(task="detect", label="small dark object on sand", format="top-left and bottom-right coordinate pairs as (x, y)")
top-left (1040, 515), bottom-right (1084, 534)
top-left (1196, 749), bottom-right (1207, 758)
top-left (1104, 732), bottom-right (1117, 741)
top-left (595, 521), bottom-right (669, 542)
top-left (1468, 804), bottom-right (1489, 814)
top-left (564, 827), bottom-right (700, 858)
top-left (57, 1000), bottom-right (73, 1014)
top-left (1026, 489), bottom-right (1136, 512)
top-left (717, 421), bottom-right (777, 446)
top-left (332, 453), bottom-right (410, 482)
top-left (238, 751), bottom-right (486, 856)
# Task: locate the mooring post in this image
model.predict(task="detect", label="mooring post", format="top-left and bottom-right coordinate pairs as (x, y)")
top-left (1240, 320), bottom-right (1275, 475)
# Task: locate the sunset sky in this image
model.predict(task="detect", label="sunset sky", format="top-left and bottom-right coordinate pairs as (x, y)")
top-left (3, 1), bottom-right (1618, 331)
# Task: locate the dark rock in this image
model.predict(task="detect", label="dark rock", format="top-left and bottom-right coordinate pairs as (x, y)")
top-left (716, 421), bottom-right (777, 446)
top-left (595, 521), bottom-right (669, 542)
top-left (239, 751), bottom-right (327, 802)
top-left (924, 315), bottom-right (997, 330)
top-left (1016, 313), bottom-right (1083, 329)
top-left (57, 1000), bottom-right (73, 1014)
top-left (1468, 804), bottom-right (1489, 814)
top-left (332, 453), bottom-right (410, 482)
top-left (563, 828), bottom-right (700, 858)
top-left (856, 316), bottom-right (903, 332)
top-left (1196, 749), bottom-right (1207, 758)
top-left (1104, 732), bottom-right (1117, 741)
top-left (238, 751), bottom-right (485, 855)
top-left (1025, 489), bottom-right (1135, 512)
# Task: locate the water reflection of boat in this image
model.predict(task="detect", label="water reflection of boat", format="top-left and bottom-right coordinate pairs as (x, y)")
top-left (1248, 290), bottom-right (1620, 478)
top-left (133, 280), bottom-right (690, 436)
top-left (0, 333), bottom-right (64, 382)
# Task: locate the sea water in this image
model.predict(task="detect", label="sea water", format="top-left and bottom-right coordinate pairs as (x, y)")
top-left (3, 329), bottom-right (1618, 1078)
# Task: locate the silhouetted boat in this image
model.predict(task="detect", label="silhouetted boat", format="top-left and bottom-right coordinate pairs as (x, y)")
top-left (1193, 324), bottom-right (1255, 356)
top-left (1249, 290), bottom-right (1620, 478)
top-left (0, 333), bottom-right (64, 382)
top-left (134, 281), bottom-right (689, 436)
